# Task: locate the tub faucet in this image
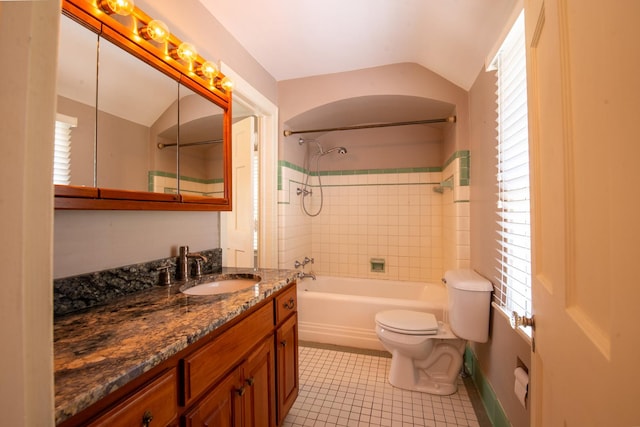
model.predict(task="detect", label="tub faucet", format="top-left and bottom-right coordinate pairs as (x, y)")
top-left (177, 246), bottom-right (208, 281)
top-left (298, 271), bottom-right (316, 281)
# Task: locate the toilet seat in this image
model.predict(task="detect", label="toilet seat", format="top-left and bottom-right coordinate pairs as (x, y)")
top-left (375, 310), bottom-right (439, 335)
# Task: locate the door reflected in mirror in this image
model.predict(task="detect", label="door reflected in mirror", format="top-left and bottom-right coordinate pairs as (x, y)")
top-left (172, 84), bottom-right (225, 198)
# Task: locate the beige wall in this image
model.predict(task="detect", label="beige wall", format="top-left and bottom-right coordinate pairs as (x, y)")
top-left (469, 66), bottom-right (531, 427)
top-left (278, 63), bottom-right (468, 168)
top-left (316, 124), bottom-right (444, 171)
top-left (97, 110), bottom-right (150, 191)
top-left (0, 1), bottom-right (59, 425)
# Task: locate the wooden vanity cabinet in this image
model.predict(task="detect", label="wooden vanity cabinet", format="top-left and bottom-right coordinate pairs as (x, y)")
top-left (275, 285), bottom-right (299, 425)
top-left (183, 335), bottom-right (276, 427)
top-left (182, 303), bottom-right (274, 407)
top-left (182, 282), bottom-right (297, 427)
top-left (58, 282), bottom-right (298, 427)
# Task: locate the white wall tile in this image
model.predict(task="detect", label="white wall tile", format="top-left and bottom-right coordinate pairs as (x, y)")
top-left (278, 162), bottom-right (470, 283)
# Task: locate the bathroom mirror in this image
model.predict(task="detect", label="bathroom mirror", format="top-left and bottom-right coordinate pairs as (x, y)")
top-left (56, 13), bottom-right (97, 188)
top-left (55, 1), bottom-right (232, 210)
top-left (149, 84), bottom-right (226, 197)
top-left (96, 34), bottom-right (180, 193)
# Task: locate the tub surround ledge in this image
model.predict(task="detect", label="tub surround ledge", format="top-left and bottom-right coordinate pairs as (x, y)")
top-left (54, 266), bottom-right (297, 425)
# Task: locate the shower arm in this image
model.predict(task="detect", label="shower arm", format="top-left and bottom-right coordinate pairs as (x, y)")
top-left (284, 116), bottom-right (456, 137)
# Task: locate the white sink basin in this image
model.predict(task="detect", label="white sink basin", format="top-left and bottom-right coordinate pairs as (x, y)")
top-left (181, 277), bottom-right (260, 296)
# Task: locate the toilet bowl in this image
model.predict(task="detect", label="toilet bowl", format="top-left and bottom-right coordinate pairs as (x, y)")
top-left (375, 269), bottom-right (492, 395)
top-left (375, 310), bottom-right (465, 395)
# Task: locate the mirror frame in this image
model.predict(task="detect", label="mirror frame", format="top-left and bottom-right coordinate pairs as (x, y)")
top-left (55, 0), bottom-right (232, 211)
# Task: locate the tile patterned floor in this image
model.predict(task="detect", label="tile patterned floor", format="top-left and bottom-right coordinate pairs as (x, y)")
top-left (282, 345), bottom-right (489, 427)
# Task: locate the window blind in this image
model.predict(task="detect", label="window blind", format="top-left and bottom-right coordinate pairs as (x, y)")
top-left (53, 114), bottom-right (77, 185)
top-left (494, 11), bottom-right (532, 318)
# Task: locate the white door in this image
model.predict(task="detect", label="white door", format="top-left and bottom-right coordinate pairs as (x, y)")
top-left (526, 0), bottom-right (640, 425)
top-left (221, 116), bottom-right (255, 268)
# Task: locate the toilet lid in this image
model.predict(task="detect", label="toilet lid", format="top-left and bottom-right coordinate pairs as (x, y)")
top-left (375, 310), bottom-right (439, 335)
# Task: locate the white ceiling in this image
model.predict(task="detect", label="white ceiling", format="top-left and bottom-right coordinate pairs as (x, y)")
top-left (199, 0), bottom-right (517, 90)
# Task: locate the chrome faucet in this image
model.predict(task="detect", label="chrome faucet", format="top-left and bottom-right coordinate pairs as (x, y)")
top-left (177, 246), bottom-right (208, 281)
top-left (298, 271), bottom-right (316, 281)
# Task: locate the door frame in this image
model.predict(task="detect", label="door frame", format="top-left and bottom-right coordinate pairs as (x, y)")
top-left (221, 63), bottom-right (279, 269)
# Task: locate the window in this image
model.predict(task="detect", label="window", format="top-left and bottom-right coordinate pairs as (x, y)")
top-left (493, 11), bottom-right (532, 320)
top-left (53, 114), bottom-right (77, 185)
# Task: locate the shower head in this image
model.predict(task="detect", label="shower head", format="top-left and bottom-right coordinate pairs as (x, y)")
top-left (321, 146), bottom-right (348, 155)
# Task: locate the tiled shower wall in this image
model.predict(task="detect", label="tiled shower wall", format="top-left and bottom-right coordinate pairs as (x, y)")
top-left (278, 151), bottom-right (470, 284)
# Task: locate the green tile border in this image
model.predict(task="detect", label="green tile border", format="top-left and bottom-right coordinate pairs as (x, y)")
top-left (443, 150), bottom-right (470, 186)
top-left (278, 150), bottom-right (471, 190)
top-left (464, 346), bottom-right (509, 427)
top-left (443, 149), bottom-right (470, 169)
top-left (148, 171), bottom-right (223, 192)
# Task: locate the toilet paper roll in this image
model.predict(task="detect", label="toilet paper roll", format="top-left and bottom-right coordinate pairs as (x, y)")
top-left (514, 367), bottom-right (529, 408)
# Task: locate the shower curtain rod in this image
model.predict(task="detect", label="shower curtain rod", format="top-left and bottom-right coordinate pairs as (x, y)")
top-left (283, 116), bottom-right (456, 137)
top-left (157, 139), bottom-right (222, 149)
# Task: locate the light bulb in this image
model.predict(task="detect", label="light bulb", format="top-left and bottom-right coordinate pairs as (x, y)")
top-left (217, 76), bottom-right (234, 92)
top-left (100, 0), bottom-right (135, 16)
top-left (140, 20), bottom-right (170, 43)
top-left (198, 61), bottom-right (219, 80)
top-left (176, 42), bottom-right (197, 63)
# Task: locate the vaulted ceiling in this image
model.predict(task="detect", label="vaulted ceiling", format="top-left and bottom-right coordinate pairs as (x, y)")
top-left (199, 0), bottom-right (517, 90)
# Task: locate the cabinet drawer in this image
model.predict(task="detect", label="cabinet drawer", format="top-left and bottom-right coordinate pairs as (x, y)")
top-left (183, 303), bottom-right (274, 406)
top-left (275, 284), bottom-right (297, 325)
top-left (88, 369), bottom-right (177, 427)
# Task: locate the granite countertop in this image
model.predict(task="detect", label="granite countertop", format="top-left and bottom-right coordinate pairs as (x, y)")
top-left (54, 267), bottom-right (298, 425)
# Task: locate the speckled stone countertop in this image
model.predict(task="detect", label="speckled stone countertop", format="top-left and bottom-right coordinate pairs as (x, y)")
top-left (54, 267), bottom-right (298, 425)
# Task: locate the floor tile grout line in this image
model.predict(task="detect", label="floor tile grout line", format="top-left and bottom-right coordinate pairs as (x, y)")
top-left (283, 345), bottom-right (490, 427)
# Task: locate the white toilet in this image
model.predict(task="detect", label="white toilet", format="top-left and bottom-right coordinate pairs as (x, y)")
top-left (375, 269), bottom-right (492, 395)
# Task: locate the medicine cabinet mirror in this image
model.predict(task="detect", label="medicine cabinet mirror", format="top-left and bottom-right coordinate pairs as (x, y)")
top-left (55, 0), bottom-right (231, 210)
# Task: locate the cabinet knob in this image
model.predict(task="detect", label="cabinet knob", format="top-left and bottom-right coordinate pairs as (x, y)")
top-left (246, 377), bottom-right (255, 386)
top-left (236, 386), bottom-right (246, 396)
top-left (281, 340), bottom-right (287, 347)
top-left (283, 298), bottom-right (295, 310)
top-left (142, 410), bottom-right (153, 426)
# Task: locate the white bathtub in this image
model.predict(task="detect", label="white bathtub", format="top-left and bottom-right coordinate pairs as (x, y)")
top-left (296, 276), bottom-right (448, 351)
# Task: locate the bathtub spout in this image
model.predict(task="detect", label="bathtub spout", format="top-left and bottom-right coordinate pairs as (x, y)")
top-left (298, 272), bottom-right (316, 280)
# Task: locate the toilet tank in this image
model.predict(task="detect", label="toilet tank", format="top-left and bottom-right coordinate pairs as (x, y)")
top-left (444, 269), bottom-right (493, 343)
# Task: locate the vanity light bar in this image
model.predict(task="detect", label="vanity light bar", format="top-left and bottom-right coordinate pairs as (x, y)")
top-left (95, 0), bottom-right (232, 93)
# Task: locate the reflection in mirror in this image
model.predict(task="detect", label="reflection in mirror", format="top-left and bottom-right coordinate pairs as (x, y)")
top-left (97, 35), bottom-right (179, 193)
top-left (55, 14), bottom-right (97, 187)
top-left (156, 84), bottom-right (225, 198)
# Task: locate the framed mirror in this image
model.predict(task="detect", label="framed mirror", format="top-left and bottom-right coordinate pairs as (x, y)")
top-left (55, 0), bottom-right (232, 210)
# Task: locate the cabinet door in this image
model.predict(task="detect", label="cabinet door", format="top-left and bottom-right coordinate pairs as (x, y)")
top-left (276, 313), bottom-right (298, 425)
top-left (183, 368), bottom-right (243, 427)
top-left (243, 336), bottom-right (276, 427)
